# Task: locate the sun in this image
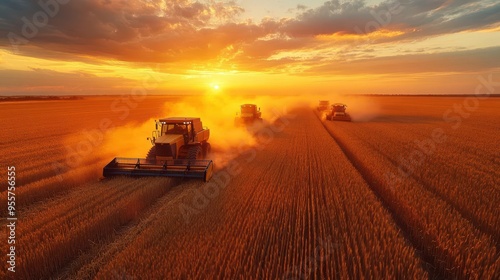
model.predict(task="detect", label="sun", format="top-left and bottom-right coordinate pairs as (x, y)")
top-left (208, 82), bottom-right (222, 94)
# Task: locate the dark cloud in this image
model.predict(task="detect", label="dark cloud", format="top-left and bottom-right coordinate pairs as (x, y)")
top-left (0, 0), bottom-right (498, 71)
top-left (0, 0), bottom-right (249, 62)
top-left (283, 0), bottom-right (371, 37)
top-left (282, 0), bottom-right (500, 38)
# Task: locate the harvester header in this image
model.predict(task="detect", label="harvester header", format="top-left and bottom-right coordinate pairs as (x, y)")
top-left (103, 158), bottom-right (213, 182)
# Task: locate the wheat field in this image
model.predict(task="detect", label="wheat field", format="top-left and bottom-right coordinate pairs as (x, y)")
top-left (0, 95), bottom-right (498, 279)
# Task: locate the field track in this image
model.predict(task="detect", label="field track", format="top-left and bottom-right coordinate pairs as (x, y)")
top-left (0, 97), bottom-right (498, 279)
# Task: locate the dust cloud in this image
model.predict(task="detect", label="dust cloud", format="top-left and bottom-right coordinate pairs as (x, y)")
top-left (90, 93), bottom-right (312, 167)
top-left (96, 93), bottom-right (380, 168)
top-left (160, 94), bottom-right (306, 166)
top-left (340, 96), bottom-right (381, 122)
top-left (100, 120), bottom-right (155, 159)
top-left (53, 93), bottom-right (378, 185)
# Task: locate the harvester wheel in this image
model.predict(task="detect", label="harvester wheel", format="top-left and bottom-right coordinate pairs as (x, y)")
top-left (146, 146), bottom-right (157, 160)
top-left (188, 146), bottom-right (202, 160)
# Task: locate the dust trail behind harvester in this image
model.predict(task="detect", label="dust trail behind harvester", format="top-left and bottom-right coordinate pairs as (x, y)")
top-left (96, 94), bottom-right (315, 168)
top-left (160, 94), bottom-right (297, 167)
top-left (21, 93), bottom-right (380, 206)
top-left (73, 93), bottom-right (380, 178)
top-left (339, 95), bottom-right (381, 122)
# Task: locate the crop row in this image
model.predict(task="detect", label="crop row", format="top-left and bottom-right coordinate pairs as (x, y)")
top-left (338, 119), bottom-right (499, 241)
top-left (320, 110), bottom-right (499, 279)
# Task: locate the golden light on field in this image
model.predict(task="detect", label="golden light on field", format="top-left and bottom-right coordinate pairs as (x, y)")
top-left (1, 0), bottom-right (500, 278)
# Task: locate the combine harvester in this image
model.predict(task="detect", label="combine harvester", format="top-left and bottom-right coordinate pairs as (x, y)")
top-left (234, 104), bottom-right (263, 125)
top-left (317, 100), bottom-right (330, 111)
top-left (326, 103), bottom-right (352, 122)
top-left (103, 117), bottom-right (214, 182)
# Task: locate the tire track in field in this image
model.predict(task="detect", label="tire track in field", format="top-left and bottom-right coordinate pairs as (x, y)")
top-left (315, 111), bottom-right (499, 279)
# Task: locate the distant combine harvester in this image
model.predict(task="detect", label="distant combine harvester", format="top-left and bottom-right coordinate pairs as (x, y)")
top-left (235, 104), bottom-right (263, 126)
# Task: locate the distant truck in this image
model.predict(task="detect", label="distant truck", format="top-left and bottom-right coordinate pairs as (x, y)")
top-left (317, 100), bottom-right (330, 111)
top-left (235, 104), bottom-right (262, 125)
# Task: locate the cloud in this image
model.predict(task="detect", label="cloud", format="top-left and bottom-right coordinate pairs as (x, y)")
top-left (0, 68), bottom-right (136, 95)
top-left (0, 0), bottom-right (249, 62)
top-left (0, 0), bottom-right (498, 74)
top-left (305, 46), bottom-right (500, 75)
top-left (282, 0), bottom-right (500, 39)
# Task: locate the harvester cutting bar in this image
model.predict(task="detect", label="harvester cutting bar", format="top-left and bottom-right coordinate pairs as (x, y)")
top-left (103, 157), bottom-right (214, 182)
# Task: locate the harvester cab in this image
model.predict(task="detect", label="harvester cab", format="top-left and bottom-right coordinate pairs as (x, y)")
top-left (149, 118), bottom-right (211, 160)
top-left (103, 117), bottom-right (213, 181)
top-left (235, 104), bottom-right (262, 125)
top-left (326, 103), bottom-right (352, 122)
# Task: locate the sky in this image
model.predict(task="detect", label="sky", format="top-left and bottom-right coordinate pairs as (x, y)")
top-left (0, 0), bottom-right (499, 95)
